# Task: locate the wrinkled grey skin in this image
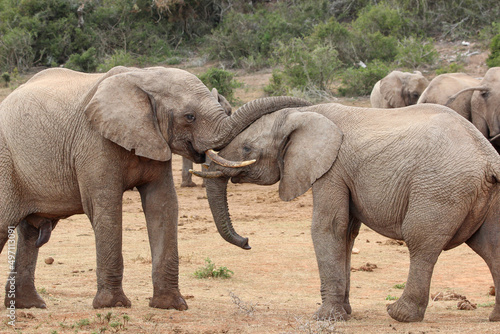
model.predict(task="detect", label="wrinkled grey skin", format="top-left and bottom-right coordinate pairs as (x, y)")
top-left (0, 66), bottom-right (310, 310)
top-left (370, 71), bottom-right (429, 108)
top-left (417, 72), bottom-right (480, 120)
top-left (181, 88), bottom-right (232, 187)
top-left (203, 103), bottom-right (500, 323)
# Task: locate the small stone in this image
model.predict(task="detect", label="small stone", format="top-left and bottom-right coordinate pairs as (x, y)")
top-left (352, 247), bottom-right (360, 254)
top-left (45, 257), bottom-right (54, 265)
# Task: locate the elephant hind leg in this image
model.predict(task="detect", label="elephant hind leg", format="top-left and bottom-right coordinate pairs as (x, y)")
top-left (466, 210), bottom-right (500, 321)
top-left (387, 205), bottom-right (465, 322)
top-left (5, 220), bottom-right (47, 309)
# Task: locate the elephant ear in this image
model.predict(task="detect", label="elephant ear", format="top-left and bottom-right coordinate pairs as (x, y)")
top-left (84, 71), bottom-right (171, 161)
top-left (277, 111), bottom-right (343, 201)
top-left (380, 72), bottom-right (405, 108)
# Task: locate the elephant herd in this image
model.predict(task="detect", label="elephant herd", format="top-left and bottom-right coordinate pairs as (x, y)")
top-left (0, 65), bottom-right (500, 324)
top-left (370, 67), bottom-right (500, 152)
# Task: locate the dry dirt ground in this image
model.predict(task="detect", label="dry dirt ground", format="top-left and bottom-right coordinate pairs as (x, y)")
top-left (1, 43), bottom-right (500, 333)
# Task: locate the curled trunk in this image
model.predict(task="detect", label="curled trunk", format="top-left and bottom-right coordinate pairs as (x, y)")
top-left (205, 176), bottom-right (250, 250)
top-left (204, 96), bottom-right (311, 152)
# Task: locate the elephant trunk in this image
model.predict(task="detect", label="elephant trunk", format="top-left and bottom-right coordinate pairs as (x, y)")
top-left (205, 176), bottom-right (251, 250)
top-left (203, 96), bottom-right (311, 152)
top-left (445, 86), bottom-right (489, 107)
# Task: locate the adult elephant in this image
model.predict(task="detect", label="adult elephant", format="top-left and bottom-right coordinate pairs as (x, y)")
top-left (181, 88), bottom-right (232, 187)
top-left (446, 67), bottom-right (500, 152)
top-left (370, 70), bottom-right (428, 108)
top-left (0, 66), bottom-right (310, 310)
top-left (417, 72), bottom-right (480, 120)
top-left (195, 103), bottom-right (500, 322)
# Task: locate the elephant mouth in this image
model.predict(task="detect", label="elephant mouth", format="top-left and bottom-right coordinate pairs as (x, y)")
top-left (187, 141), bottom-right (206, 163)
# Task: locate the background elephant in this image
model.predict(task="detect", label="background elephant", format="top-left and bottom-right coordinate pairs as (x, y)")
top-left (197, 103), bottom-right (500, 323)
top-left (181, 88), bottom-right (232, 187)
top-left (370, 70), bottom-right (429, 108)
top-left (0, 66), bottom-right (310, 310)
top-left (417, 72), bottom-right (480, 120)
top-left (447, 67), bottom-right (500, 152)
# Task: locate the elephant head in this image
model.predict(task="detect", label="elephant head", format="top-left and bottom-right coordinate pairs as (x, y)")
top-left (445, 67), bottom-right (500, 151)
top-left (371, 70), bottom-right (429, 108)
top-left (417, 72), bottom-right (480, 120)
top-left (192, 109), bottom-right (343, 249)
top-left (84, 66), bottom-right (311, 164)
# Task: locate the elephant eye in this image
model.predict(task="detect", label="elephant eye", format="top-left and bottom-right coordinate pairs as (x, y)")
top-left (184, 113), bottom-right (196, 123)
top-left (242, 145), bottom-right (252, 154)
top-left (481, 91), bottom-right (490, 99)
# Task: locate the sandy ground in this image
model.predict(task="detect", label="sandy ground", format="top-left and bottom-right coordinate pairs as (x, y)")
top-left (1, 43), bottom-right (499, 333)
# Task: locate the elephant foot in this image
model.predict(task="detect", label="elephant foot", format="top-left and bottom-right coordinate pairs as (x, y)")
top-left (314, 302), bottom-right (349, 321)
top-left (180, 181), bottom-right (197, 188)
top-left (489, 305), bottom-right (500, 321)
top-left (149, 290), bottom-right (188, 310)
top-left (93, 288), bottom-right (131, 309)
top-left (386, 296), bottom-right (426, 322)
top-left (343, 302), bottom-right (352, 315)
top-left (4, 286), bottom-right (46, 309)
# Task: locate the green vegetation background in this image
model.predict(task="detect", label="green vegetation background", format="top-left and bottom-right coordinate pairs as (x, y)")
top-left (1, 0), bottom-right (500, 98)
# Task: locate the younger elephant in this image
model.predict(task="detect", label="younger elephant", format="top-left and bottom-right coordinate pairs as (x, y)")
top-left (370, 70), bottom-right (428, 108)
top-left (196, 103), bottom-right (500, 323)
top-left (446, 67), bottom-right (500, 152)
top-left (417, 72), bottom-right (480, 120)
top-left (181, 88), bottom-right (232, 187)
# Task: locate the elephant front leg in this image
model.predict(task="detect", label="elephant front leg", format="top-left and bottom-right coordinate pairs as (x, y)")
top-left (4, 220), bottom-right (46, 309)
top-left (138, 175), bottom-right (188, 311)
top-left (343, 217), bottom-right (361, 315)
top-left (181, 157), bottom-right (197, 187)
top-left (311, 182), bottom-right (351, 321)
top-left (87, 200), bottom-right (131, 309)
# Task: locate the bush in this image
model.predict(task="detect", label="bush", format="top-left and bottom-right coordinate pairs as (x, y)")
top-left (265, 38), bottom-right (341, 97)
top-left (338, 60), bottom-right (390, 96)
top-left (65, 47), bottom-right (99, 72)
top-left (194, 258), bottom-right (233, 279)
top-left (486, 34), bottom-right (500, 67)
top-left (352, 3), bottom-right (410, 38)
top-left (394, 36), bottom-right (438, 69)
top-left (0, 27), bottom-right (35, 72)
top-left (96, 50), bottom-right (136, 73)
top-left (198, 68), bottom-right (242, 103)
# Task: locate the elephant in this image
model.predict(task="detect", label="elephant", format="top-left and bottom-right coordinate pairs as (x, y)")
top-left (417, 72), bottom-right (480, 120)
top-left (181, 88), bottom-right (232, 187)
top-left (0, 65), bottom-right (311, 310)
top-left (194, 103), bottom-right (500, 323)
top-left (446, 67), bottom-right (500, 152)
top-left (370, 70), bottom-right (429, 108)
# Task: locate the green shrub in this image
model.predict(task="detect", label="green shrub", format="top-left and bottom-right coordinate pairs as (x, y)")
top-left (264, 70), bottom-right (289, 96)
top-left (309, 18), bottom-right (356, 64)
top-left (338, 60), bottom-right (390, 97)
top-left (394, 36), bottom-right (438, 68)
top-left (65, 47), bottom-right (99, 72)
top-left (486, 34), bottom-right (500, 67)
top-left (435, 62), bottom-right (465, 75)
top-left (265, 38), bottom-right (341, 96)
top-left (96, 49), bottom-right (135, 73)
top-left (0, 27), bottom-right (35, 72)
top-left (352, 3), bottom-right (410, 38)
top-left (194, 257), bottom-right (233, 279)
top-left (198, 68), bottom-right (242, 103)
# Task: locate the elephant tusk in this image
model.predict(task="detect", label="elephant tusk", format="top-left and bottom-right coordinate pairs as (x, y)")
top-left (205, 149), bottom-right (256, 168)
top-left (489, 133), bottom-right (500, 143)
top-left (189, 169), bottom-right (224, 178)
